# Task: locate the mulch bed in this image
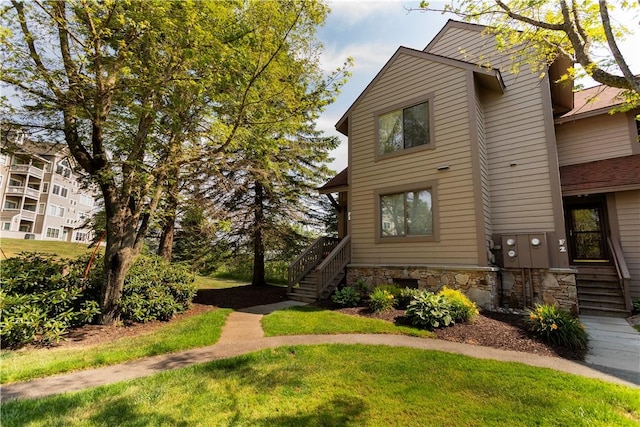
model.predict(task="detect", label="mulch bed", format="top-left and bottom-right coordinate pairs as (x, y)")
top-left (37, 285), bottom-right (583, 360)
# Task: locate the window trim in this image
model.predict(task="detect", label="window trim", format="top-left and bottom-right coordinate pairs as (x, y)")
top-left (46, 227), bottom-right (60, 239)
top-left (375, 181), bottom-right (439, 243)
top-left (374, 94), bottom-right (436, 161)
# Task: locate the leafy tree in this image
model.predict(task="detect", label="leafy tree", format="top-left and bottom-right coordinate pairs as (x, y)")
top-left (418, 0), bottom-right (640, 111)
top-left (0, 1), bottom-right (279, 323)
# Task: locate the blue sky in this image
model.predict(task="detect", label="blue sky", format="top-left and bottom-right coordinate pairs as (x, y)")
top-left (316, 1), bottom-right (640, 172)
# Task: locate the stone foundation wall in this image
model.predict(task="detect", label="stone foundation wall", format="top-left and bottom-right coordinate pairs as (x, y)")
top-left (500, 269), bottom-right (577, 312)
top-left (347, 266), bottom-right (577, 312)
top-left (347, 266), bottom-right (499, 310)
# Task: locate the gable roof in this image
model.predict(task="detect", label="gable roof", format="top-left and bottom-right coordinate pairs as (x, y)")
top-left (335, 46), bottom-right (504, 135)
top-left (423, 19), bottom-right (486, 53)
top-left (555, 85), bottom-right (626, 123)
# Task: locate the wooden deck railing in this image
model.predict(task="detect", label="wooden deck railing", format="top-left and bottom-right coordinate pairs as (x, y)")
top-left (315, 235), bottom-right (351, 298)
top-left (607, 236), bottom-right (632, 313)
top-left (288, 236), bottom-right (340, 293)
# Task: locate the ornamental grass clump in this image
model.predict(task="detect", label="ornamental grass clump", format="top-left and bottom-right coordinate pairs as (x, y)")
top-left (368, 287), bottom-right (395, 313)
top-left (525, 304), bottom-right (588, 352)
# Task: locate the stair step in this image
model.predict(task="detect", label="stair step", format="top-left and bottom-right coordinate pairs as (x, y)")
top-left (577, 289), bottom-right (623, 297)
top-left (577, 280), bottom-right (621, 289)
top-left (576, 275), bottom-right (618, 282)
top-left (290, 288), bottom-right (317, 297)
top-left (578, 297), bottom-right (626, 308)
top-left (579, 305), bottom-right (629, 318)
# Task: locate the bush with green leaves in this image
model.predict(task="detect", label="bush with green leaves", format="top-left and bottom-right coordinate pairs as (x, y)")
top-left (405, 291), bottom-right (454, 330)
top-left (331, 286), bottom-right (361, 307)
top-left (525, 304), bottom-right (588, 352)
top-left (632, 297), bottom-right (640, 314)
top-left (0, 253), bottom-right (100, 347)
top-left (116, 256), bottom-right (197, 323)
top-left (439, 287), bottom-right (478, 323)
top-left (396, 287), bottom-right (422, 310)
top-left (368, 287), bottom-right (395, 313)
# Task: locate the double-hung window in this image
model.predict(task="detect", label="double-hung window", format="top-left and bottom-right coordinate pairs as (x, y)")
top-left (377, 183), bottom-right (437, 241)
top-left (377, 97), bottom-right (433, 156)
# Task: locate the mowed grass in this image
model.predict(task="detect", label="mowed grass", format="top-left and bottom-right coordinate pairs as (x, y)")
top-left (0, 237), bottom-right (97, 259)
top-left (3, 345), bottom-right (638, 427)
top-left (1, 309), bottom-right (231, 384)
top-left (192, 275), bottom-right (251, 289)
top-left (262, 306), bottom-right (434, 338)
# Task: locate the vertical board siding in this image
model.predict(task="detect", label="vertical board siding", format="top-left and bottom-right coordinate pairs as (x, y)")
top-left (350, 52), bottom-right (479, 265)
top-left (555, 114), bottom-right (634, 166)
top-left (616, 190), bottom-right (640, 297)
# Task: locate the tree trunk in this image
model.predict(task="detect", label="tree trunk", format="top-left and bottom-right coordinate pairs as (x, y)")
top-left (97, 204), bottom-right (141, 325)
top-left (251, 181), bottom-right (266, 286)
top-left (157, 186), bottom-right (178, 262)
top-left (158, 219), bottom-right (175, 262)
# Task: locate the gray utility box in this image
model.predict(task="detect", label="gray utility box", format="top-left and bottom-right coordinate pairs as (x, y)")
top-left (501, 233), bottom-right (549, 269)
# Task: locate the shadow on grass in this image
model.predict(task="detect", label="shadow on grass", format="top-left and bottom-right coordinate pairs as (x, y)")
top-left (255, 395), bottom-right (368, 426)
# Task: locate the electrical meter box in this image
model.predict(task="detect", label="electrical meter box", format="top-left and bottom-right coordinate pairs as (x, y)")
top-left (501, 233), bottom-right (549, 269)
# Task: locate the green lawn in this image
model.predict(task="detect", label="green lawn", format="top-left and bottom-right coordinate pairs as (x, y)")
top-left (3, 344), bottom-right (638, 426)
top-left (0, 237), bottom-right (97, 259)
top-left (1, 309), bottom-right (231, 384)
top-left (192, 275), bottom-right (251, 289)
top-left (263, 306), bottom-right (434, 338)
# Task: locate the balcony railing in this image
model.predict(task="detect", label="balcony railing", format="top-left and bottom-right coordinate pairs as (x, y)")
top-left (9, 164), bottom-right (44, 179)
top-left (7, 185), bottom-right (40, 199)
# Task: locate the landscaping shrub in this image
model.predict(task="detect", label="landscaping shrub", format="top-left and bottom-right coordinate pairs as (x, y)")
top-left (0, 253), bottom-right (100, 347)
top-left (118, 255), bottom-right (197, 323)
top-left (396, 287), bottom-right (423, 310)
top-left (525, 304), bottom-right (589, 351)
top-left (405, 291), bottom-right (454, 330)
top-left (439, 287), bottom-right (478, 323)
top-left (632, 297), bottom-right (640, 314)
top-left (331, 286), bottom-right (361, 307)
top-left (368, 287), bottom-right (395, 313)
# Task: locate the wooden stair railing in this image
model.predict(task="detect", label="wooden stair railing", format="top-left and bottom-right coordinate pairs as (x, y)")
top-left (607, 236), bottom-right (632, 313)
top-left (315, 235), bottom-right (351, 299)
top-left (288, 236), bottom-right (340, 294)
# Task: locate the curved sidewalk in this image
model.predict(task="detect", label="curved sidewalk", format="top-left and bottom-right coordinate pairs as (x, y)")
top-left (2, 301), bottom-right (638, 401)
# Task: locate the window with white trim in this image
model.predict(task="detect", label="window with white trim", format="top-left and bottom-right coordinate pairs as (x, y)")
top-left (2, 222), bottom-right (10, 230)
top-left (46, 227), bottom-right (60, 238)
top-left (52, 184), bottom-right (61, 195)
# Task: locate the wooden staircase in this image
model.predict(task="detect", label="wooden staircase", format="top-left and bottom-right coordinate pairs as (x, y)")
top-left (287, 236), bottom-right (351, 304)
top-left (576, 266), bottom-right (629, 317)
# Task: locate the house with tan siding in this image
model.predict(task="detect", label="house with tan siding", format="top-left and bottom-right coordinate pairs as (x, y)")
top-left (287, 20), bottom-right (639, 317)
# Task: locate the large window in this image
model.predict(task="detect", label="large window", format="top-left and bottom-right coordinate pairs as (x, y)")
top-left (378, 185), bottom-right (436, 240)
top-left (377, 99), bottom-right (433, 156)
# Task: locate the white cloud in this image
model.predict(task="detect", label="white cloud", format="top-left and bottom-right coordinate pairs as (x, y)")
top-left (327, 0), bottom-right (406, 25)
top-left (321, 41), bottom-right (397, 75)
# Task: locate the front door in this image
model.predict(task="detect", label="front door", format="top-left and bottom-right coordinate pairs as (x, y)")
top-left (565, 199), bottom-right (610, 264)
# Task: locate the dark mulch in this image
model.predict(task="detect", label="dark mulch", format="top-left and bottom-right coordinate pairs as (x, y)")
top-left (193, 284), bottom-right (288, 309)
top-left (322, 301), bottom-right (583, 360)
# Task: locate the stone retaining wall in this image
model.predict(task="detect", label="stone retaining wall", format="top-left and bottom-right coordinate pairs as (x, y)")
top-left (347, 266), bottom-right (577, 312)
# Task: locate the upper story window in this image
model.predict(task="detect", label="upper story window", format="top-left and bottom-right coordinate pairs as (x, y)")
top-left (52, 184), bottom-right (61, 195)
top-left (55, 159), bottom-right (72, 178)
top-left (377, 97), bottom-right (434, 157)
top-left (376, 182), bottom-right (438, 242)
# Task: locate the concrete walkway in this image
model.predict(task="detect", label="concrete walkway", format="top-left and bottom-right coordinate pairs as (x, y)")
top-left (2, 303), bottom-right (639, 402)
top-left (580, 315), bottom-right (640, 384)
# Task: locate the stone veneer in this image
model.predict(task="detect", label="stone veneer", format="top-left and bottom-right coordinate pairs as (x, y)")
top-left (347, 265), bottom-right (578, 312)
top-left (347, 265), bottom-right (499, 309)
top-left (501, 269), bottom-right (578, 312)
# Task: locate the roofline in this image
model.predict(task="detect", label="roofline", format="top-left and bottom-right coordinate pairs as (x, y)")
top-left (423, 19), bottom-right (487, 53)
top-left (335, 46), bottom-right (504, 135)
top-left (554, 104), bottom-right (625, 124)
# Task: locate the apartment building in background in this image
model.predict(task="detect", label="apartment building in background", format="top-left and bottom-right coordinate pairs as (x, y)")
top-left (0, 134), bottom-right (96, 242)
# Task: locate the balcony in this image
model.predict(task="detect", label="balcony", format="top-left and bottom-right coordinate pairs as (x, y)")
top-left (9, 164), bottom-right (44, 179)
top-left (7, 185), bottom-right (40, 199)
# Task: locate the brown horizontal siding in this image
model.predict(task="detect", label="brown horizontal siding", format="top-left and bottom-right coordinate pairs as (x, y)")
top-left (349, 52), bottom-right (479, 266)
top-left (615, 190), bottom-right (640, 297)
top-left (555, 113), bottom-right (633, 166)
